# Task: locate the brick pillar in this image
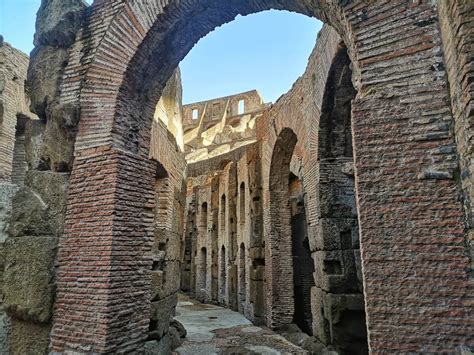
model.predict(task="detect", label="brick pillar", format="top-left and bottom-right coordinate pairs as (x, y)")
top-left (50, 146), bottom-right (156, 353)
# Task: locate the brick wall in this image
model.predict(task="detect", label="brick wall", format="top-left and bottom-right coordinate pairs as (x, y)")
top-left (47, 0), bottom-right (473, 352)
top-left (438, 0), bottom-right (474, 275)
top-left (0, 42), bottom-right (36, 183)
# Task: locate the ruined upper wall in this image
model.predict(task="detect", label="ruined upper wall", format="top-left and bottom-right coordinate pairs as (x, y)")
top-left (183, 90), bottom-right (266, 132)
top-left (154, 69), bottom-right (185, 152)
top-left (0, 40), bottom-right (38, 183)
top-left (183, 90), bottom-right (268, 164)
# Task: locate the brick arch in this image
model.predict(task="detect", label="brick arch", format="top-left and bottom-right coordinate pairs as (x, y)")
top-left (53, 0), bottom-right (472, 353)
top-left (267, 127), bottom-right (299, 326)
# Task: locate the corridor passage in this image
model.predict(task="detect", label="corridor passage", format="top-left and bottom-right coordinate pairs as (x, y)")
top-left (174, 294), bottom-right (306, 354)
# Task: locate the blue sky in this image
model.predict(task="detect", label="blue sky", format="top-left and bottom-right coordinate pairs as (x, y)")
top-left (1, 1), bottom-right (321, 104)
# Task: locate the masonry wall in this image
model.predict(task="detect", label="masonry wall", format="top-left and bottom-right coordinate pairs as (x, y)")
top-left (438, 0), bottom-right (474, 274)
top-left (148, 68), bottom-right (188, 348)
top-left (183, 90), bottom-right (267, 163)
top-left (184, 142), bottom-right (266, 324)
top-left (0, 41), bottom-right (36, 183)
top-left (17, 0), bottom-right (472, 353)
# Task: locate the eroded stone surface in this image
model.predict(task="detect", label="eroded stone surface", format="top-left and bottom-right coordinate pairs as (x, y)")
top-left (3, 236), bottom-right (57, 323)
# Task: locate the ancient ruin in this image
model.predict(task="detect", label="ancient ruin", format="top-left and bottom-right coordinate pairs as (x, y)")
top-left (0, 0), bottom-right (473, 354)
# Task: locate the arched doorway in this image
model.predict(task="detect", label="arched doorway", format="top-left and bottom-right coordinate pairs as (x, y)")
top-left (52, 1), bottom-right (471, 353)
top-left (268, 128), bottom-right (299, 327)
top-left (288, 172), bottom-right (314, 335)
top-left (316, 44), bottom-right (367, 354)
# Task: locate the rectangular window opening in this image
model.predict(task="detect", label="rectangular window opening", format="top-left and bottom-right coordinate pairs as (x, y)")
top-left (238, 100), bottom-right (245, 115)
top-left (192, 109), bottom-right (199, 120)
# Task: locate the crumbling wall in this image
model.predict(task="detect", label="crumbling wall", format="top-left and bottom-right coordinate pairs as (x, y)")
top-left (0, 39), bottom-right (39, 354)
top-left (35, 0), bottom-right (472, 352)
top-left (236, 144), bottom-right (265, 324)
top-left (0, 41), bottom-right (37, 183)
top-left (1, 1), bottom-right (87, 353)
top-left (183, 91), bottom-right (267, 163)
top-left (154, 69), bottom-right (185, 151)
top-left (139, 66), bottom-right (189, 354)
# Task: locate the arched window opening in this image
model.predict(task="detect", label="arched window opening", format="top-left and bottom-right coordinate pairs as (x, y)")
top-left (220, 194), bottom-right (226, 235)
top-left (239, 182), bottom-right (246, 226)
top-left (201, 202), bottom-right (208, 230)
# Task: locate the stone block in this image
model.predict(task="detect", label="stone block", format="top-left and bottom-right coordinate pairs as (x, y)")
top-left (9, 318), bottom-right (50, 355)
top-left (3, 236), bottom-right (57, 323)
top-left (160, 261), bottom-right (181, 298)
top-left (24, 119), bottom-right (46, 170)
top-left (0, 311), bottom-right (11, 355)
top-left (149, 294), bottom-right (177, 340)
top-left (313, 218), bottom-right (358, 251)
top-left (42, 103), bottom-right (80, 172)
top-left (312, 250), bottom-right (359, 293)
top-left (250, 264), bottom-right (265, 281)
top-left (319, 292), bottom-right (367, 354)
top-left (9, 171), bottom-right (69, 238)
top-left (0, 184), bottom-right (18, 243)
top-left (150, 270), bottom-right (164, 301)
top-left (27, 46), bottom-right (69, 120)
top-left (153, 229), bottom-right (181, 261)
top-left (144, 334), bottom-right (171, 355)
top-left (34, 0), bottom-right (87, 47)
top-left (311, 287), bottom-right (326, 343)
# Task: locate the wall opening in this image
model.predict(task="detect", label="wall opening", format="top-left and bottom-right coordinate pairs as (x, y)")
top-left (220, 194), bottom-right (226, 235)
top-left (238, 100), bottom-right (245, 115)
top-left (192, 108), bottom-right (199, 120)
top-left (239, 182), bottom-right (246, 225)
top-left (201, 202), bottom-right (208, 229)
top-left (238, 243), bottom-right (246, 311)
top-left (220, 245), bottom-right (226, 299)
top-left (268, 127), bottom-right (298, 327)
top-left (149, 162), bottom-right (171, 338)
top-left (11, 114), bottom-right (28, 186)
top-left (289, 172), bottom-right (314, 335)
top-left (317, 44), bottom-right (368, 355)
top-left (197, 247), bottom-right (207, 292)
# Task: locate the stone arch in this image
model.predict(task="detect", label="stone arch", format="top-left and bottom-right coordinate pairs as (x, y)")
top-left (53, 1), bottom-right (471, 353)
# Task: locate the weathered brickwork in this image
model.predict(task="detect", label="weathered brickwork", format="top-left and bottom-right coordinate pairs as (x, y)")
top-left (0, 41), bottom-right (37, 183)
top-left (1, 0), bottom-right (470, 354)
top-left (438, 0), bottom-right (474, 272)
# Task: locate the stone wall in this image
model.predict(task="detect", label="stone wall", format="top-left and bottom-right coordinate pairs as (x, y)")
top-left (183, 142), bottom-right (265, 324)
top-left (20, 0), bottom-right (472, 353)
top-left (183, 91), bottom-right (267, 163)
top-left (0, 41), bottom-right (37, 183)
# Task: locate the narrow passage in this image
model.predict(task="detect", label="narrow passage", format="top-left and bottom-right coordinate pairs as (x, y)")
top-left (174, 294), bottom-right (307, 354)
